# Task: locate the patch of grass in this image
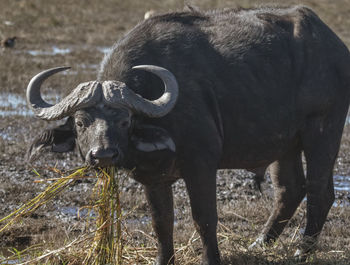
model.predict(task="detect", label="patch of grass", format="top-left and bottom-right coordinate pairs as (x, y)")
top-left (0, 167), bottom-right (126, 265)
top-left (0, 1), bottom-right (349, 264)
top-left (0, 167), bottom-right (88, 234)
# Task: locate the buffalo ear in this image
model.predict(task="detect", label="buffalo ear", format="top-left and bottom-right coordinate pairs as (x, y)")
top-left (27, 117), bottom-right (76, 163)
top-left (131, 124), bottom-right (176, 153)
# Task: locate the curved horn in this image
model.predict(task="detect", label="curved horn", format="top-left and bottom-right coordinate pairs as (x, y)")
top-left (103, 65), bottom-right (179, 118)
top-left (27, 67), bottom-right (102, 120)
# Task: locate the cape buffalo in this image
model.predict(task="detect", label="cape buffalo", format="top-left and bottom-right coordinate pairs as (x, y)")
top-left (27, 5), bottom-right (350, 265)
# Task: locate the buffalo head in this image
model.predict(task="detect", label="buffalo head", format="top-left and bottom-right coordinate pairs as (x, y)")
top-left (27, 65), bottom-right (178, 169)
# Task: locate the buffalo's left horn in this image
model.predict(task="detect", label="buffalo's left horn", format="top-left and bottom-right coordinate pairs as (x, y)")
top-left (131, 65), bottom-right (178, 117)
top-left (104, 65), bottom-right (179, 118)
top-left (132, 65), bottom-right (179, 118)
top-left (27, 67), bottom-right (101, 120)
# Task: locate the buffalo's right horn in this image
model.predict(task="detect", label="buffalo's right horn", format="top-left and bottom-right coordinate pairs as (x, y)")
top-left (27, 67), bottom-right (101, 120)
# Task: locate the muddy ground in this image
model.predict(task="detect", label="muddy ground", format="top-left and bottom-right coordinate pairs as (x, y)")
top-left (0, 0), bottom-right (350, 264)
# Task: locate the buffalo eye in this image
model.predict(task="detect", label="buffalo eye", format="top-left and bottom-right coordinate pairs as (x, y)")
top-left (76, 120), bottom-right (84, 128)
top-left (119, 119), bottom-right (130, 129)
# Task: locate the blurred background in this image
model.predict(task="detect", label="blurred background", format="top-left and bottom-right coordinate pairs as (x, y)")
top-left (1, 0), bottom-right (350, 95)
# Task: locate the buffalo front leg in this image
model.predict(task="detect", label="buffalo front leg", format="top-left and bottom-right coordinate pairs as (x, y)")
top-left (145, 184), bottom-right (174, 265)
top-left (183, 165), bottom-right (220, 265)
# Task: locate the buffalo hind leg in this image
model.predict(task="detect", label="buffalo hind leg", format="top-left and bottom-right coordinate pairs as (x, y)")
top-left (297, 110), bottom-right (347, 257)
top-left (250, 146), bottom-right (306, 248)
top-left (250, 166), bottom-right (268, 193)
top-left (183, 164), bottom-right (220, 265)
top-left (145, 184), bottom-right (174, 265)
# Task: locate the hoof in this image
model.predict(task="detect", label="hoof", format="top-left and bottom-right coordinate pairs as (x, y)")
top-left (294, 236), bottom-right (317, 261)
top-left (294, 248), bottom-right (308, 262)
top-left (248, 235), bottom-right (266, 250)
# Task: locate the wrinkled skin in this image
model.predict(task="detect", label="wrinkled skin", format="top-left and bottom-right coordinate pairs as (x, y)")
top-left (28, 5), bottom-right (350, 265)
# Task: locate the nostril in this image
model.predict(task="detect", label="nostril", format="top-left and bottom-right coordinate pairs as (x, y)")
top-left (90, 148), bottom-right (99, 160)
top-left (88, 148), bottom-right (119, 166)
top-left (86, 150), bottom-right (98, 166)
top-left (111, 150), bottom-right (119, 159)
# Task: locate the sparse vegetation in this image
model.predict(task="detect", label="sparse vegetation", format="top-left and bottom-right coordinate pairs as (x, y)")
top-left (0, 0), bottom-right (349, 264)
top-left (0, 167), bottom-right (126, 265)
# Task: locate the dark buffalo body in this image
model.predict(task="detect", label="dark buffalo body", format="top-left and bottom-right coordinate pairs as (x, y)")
top-left (99, 6), bottom-right (349, 169)
top-left (27, 6), bottom-right (350, 265)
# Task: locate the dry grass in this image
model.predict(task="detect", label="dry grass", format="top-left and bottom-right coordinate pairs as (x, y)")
top-left (84, 167), bottom-right (123, 265)
top-left (0, 167), bottom-right (87, 234)
top-left (0, 167), bottom-right (126, 265)
top-left (1, 198), bottom-right (349, 264)
top-left (0, 173), bottom-right (350, 264)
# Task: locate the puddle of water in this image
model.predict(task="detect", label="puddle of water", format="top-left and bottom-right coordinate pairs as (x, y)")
top-left (0, 92), bottom-right (62, 117)
top-left (301, 175), bottom-right (350, 207)
top-left (334, 175), bottom-right (350, 191)
top-left (60, 206), bottom-right (96, 218)
top-left (61, 70), bottom-right (78, 76)
top-left (125, 215), bottom-right (152, 225)
top-left (0, 131), bottom-right (12, 140)
top-left (0, 109), bottom-right (32, 117)
top-left (27, 46), bottom-right (71, 56)
top-left (333, 200), bottom-right (349, 207)
top-left (78, 63), bottom-right (99, 70)
top-left (0, 93), bottom-right (26, 108)
top-left (25, 45), bottom-right (110, 57)
top-left (96, 46), bottom-right (111, 54)
top-left (0, 258), bottom-right (21, 264)
top-left (59, 206), bottom-right (153, 225)
top-left (0, 93), bottom-right (31, 117)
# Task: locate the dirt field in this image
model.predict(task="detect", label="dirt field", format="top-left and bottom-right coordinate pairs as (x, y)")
top-left (0, 0), bottom-right (350, 264)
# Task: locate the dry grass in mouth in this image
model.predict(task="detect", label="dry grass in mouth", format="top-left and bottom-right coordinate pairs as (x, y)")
top-left (84, 167), bottom-right (123, 265)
